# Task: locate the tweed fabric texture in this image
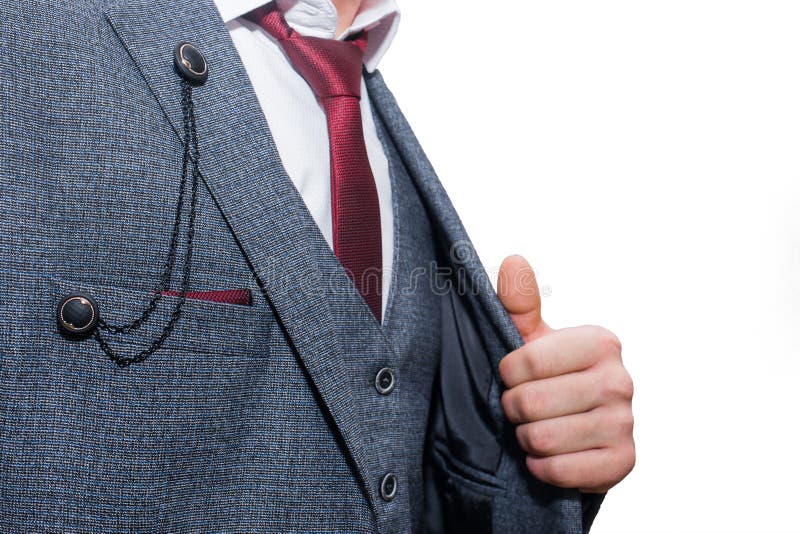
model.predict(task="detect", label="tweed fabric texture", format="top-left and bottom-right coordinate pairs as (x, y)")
top-left (0, 0), bottom-right (602, 531)
top-left (1, 0), bottom-right (372, 530)
top-left (0, 0), bottom-right (439, 529)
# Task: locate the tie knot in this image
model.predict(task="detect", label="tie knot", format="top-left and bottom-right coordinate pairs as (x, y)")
top-left (245, 5), bottom-right (367, 99)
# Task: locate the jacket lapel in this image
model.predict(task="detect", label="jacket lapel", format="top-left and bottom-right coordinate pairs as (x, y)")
top-left (365, 72), bottom-right (593, 533)
top-left (104, 0), bottom-right (376, 515)
top-left (364, 70), bottom-right (525, 358)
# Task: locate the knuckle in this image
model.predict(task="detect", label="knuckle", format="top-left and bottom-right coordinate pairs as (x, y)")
top-left (523, 385), bottom-right (546, 420)
top-left (515, 424), bottom-right (537, 454)
top-left (525, 347), bottom-right (544, 378)
top-left (617, 369), bottom-right (635, 400)
top-left (591, 326), bottom-right (622, 361)
top-left (615, 442), bottom-right (637, 483)
top-left (501, 390), bottom-right (516, 420)
top-left (626, 442), bottom-right (637, 474)
top-left (515, 425), bottom-right (530, 451)
top-left (528, 423), bottom-right (554, 454)
top-left (500, 344), bottom-right (540, 387)
top-left (603, 444), bottom-right (636, 491)
top-left (503, 388), bottom-right (535, 423)
top-left (622, 409), bottom-right (634, 436)
top-left (545, 455), bottom-right (572, 487)
top-left (619, 408), bottom-right (635, 437)
top-left (599, 367), bottom-right (634, 402)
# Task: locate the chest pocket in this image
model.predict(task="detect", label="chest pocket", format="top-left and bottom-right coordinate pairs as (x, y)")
top-left (47, 273), bottom-right (273, 364)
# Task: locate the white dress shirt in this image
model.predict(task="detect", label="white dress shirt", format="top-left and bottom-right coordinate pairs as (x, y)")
top-left (212, 0), bottom-right (400, 318)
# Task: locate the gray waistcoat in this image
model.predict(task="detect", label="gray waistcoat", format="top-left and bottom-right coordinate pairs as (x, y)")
top-left (324, 104), bottom-right (442, 531)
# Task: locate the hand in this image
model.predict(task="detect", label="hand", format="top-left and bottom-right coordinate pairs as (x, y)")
top-left (497, 255), bottom-right (635, 493)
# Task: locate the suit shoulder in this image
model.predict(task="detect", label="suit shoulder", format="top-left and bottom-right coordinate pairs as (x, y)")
top-left (1, 0), bottom-right (116, 24)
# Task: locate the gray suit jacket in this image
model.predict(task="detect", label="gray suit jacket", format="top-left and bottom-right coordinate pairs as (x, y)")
top-left (0, 0), bottom-right (603, 531)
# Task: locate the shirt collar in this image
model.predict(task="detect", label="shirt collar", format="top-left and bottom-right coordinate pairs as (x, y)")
top-left (213, 0), bottom-right (400, 72)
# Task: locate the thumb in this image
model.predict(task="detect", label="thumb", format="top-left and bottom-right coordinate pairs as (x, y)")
top-left (497, 255), bottom-right (552, 342)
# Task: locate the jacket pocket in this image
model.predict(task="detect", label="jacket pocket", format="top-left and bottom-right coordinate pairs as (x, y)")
top-left (424, 436), bottom-right (505, 533)
top-left (42, 271), bottom-right (273, 361)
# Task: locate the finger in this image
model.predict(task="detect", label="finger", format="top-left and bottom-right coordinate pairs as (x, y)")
top-left (515, 406), bottom-right (633, 457)
top-left (499, 326), bottom-right (619, 388)
top-left (496, 255), bottom-right (552, 342)
top-left (501, 370), bottom-right (601, 423)
top-left (526, 444), bottom-right (636, 492)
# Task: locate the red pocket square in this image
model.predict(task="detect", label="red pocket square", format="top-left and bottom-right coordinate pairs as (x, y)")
top-left (160, 289), bottom-right (252, 306)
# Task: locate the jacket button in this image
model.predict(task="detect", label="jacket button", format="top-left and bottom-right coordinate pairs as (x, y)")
top-left (56, 293), bottom-right (99, 337)
top-left (375, 367), bottom-right (395, 395)
top-left (380, 473), bottom-right (397, 502)
top-left (173, 42), bottom-right (208, 84)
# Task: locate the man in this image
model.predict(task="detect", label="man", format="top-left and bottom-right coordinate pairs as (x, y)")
top-left (0, 0), bottom-right (634, 531)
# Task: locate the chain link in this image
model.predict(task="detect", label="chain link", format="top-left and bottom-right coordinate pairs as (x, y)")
top-left (94, 79), bottom-right (201, 367)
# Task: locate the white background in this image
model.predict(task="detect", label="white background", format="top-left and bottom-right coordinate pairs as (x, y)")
top-left (381, 2), bottom-right (800, 533)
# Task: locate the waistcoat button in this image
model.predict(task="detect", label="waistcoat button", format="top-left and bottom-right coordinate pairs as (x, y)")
top-left (375, 367), bottom-right (396, 395)
top-left (380, 473), bottom-right (398, 501)
top-left (56, 293), bottom-right (99, 337)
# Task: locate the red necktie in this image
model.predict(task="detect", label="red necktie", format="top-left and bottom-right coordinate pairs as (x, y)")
top-left (245, 5), bottom-right (383, 321)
